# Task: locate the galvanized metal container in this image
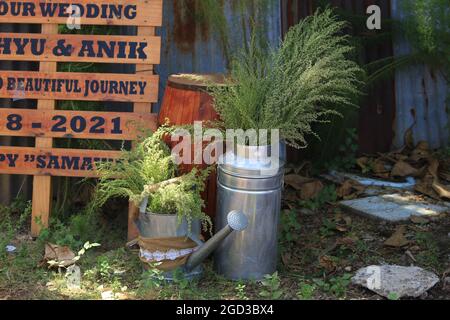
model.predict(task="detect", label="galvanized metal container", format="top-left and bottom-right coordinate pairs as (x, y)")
top-left (136, 208), bottom-right (204, 281)
top-left (214, 144), bottom-right (285, 280)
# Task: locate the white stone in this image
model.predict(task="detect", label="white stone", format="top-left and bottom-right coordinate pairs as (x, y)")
top-left (352, 265), bottom-right (439, 299)
top-left (340, 194), bottom-right (450, 222)
top-left (5, 245), bottom-right (16, 253)
top-left (101, 291), bottom-right (115, 300)
top-left (65, 265), bottom-right (81, 290)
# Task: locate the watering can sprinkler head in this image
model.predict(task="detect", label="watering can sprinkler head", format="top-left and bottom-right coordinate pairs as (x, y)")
top-left (185, 211), bottom-right (248, 271)
top-left (227, 211), bottom-right (249, 232)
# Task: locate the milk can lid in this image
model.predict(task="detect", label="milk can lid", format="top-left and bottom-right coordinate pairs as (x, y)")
top-left (218, 150), bottom-right (285, 178)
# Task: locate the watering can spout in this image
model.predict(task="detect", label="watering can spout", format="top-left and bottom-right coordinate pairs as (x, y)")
top-left (185, 211), bottom-right (248, 271)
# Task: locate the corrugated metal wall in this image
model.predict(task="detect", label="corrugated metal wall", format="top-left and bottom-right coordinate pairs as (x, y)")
top-left (391, 0), bottom-right (449, 149)
top-left (282, 0), bottom-right (449, 152)
top-left (1, 1), bottom-right (448, 204)
top-left (281, 0), bottom-right (397, 154)
top-left (155, 0), bottom-right (281, 112)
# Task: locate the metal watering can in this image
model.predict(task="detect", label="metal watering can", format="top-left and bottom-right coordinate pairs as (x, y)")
top-left (136, 196), bottom-right (249, 280)
top-left (136, 143), bottom-right (284, 281)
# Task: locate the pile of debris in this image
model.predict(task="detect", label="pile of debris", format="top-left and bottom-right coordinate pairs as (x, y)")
top-left (354, 140), bottom-right (450, 201)
top-left (283, 140), bottom-right (450, 222)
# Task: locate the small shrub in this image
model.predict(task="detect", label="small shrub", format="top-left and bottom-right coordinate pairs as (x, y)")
top-left (314, 273), bottom-right (352, 298)
top-left (297, 281), bottom-right (316, 300)
top-left (279, 210), bottom-right (301, 251)
top-left (259, 272), bottom-right (284, 300)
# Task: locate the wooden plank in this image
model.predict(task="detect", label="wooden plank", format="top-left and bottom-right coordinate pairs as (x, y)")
top-left (0, 0), bottom-right (163, 26)
top-left (0, 71), bottom-right (159, 103)
top-left (128, 25), bottom-right (154, 241)
top-left (0, 146), bottom-right (121, 177)
top-left (0, 33), bottom-right (160, 64)
top-left (0, 108), bottom-right (157, 140)
top-left (32, 24), bottom-right (58, 237)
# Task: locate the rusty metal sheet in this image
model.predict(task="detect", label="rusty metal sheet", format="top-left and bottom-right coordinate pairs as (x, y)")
top-left (391, 1), bottom-right (449, 149)
top-left (155, 0), bottom-right (282, 113)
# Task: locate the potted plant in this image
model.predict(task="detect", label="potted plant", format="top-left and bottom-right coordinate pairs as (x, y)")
top-left (209, 8), bottom-right (364, 151)
top-left (92, 127), bottom-right (212, 273)
top-left (206, 9), bottom-right (365, 280)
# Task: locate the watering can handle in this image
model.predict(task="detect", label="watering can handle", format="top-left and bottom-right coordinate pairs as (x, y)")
top-left (139, 196), bottom-right (149, 214)
top-left (185, 211), bottom-right (248, 271)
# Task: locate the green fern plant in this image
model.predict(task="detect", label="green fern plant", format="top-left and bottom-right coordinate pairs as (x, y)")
top-left (91, 127), bottom-right (212, 232)
top-left (210, 8), bottom-right (364, 149)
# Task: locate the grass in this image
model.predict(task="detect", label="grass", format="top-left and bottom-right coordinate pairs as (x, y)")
top-left (0, 192), bottom-right (449, 300)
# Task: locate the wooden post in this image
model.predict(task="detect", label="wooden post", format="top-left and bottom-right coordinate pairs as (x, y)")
top-left (31, 24), bottom-right (58, 237)
top-left (0, 1), bottom-right (162, 238)
top-left (128, 26), bottom-right (156, 241)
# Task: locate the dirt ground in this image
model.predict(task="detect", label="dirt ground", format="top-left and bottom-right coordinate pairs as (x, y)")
top-left (0, 185), bottom-right (449, 300)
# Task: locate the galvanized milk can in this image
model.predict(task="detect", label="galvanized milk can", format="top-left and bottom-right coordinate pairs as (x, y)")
top-left (214, 144), bottom-right (285, 280)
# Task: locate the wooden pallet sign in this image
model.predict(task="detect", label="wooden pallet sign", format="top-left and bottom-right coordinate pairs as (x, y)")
top-left (0, 0), bottom-right (162, 237)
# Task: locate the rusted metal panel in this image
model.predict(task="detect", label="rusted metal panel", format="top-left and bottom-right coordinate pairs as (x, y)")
top-left (155, 0), bottom-right (282, 112)
top-left (391, 1), bottom-right (449, 149)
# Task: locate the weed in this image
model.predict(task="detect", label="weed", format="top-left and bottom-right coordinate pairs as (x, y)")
top-left (301, 185), bottom-right (337, 211)
top-left (325, 128), bottom-right (359, 171)
top-left (139, 264), bottom-right (165, 292)
top-left (297, 280), bottom-right (316, 300)
top-left (313, 274), bottom-right (352, 298)
top-left (388, 292), bottom-right (400, 300)
top-left (0, 198), bottom-right (31, 258)
top-left (235, 281), bottom-right (249, 300)
top-left (320, 218), bottom-right (337, 238)
top-left (259, 272), bottom-right (284, 300)
top-left (97, 256), bottom-right (114, 281)
top-left (414, 232), bottom-right (441, 271)
top-left (279, 210), bottom-right (301, 252)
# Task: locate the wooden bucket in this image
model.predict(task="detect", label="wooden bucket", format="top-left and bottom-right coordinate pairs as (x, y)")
top-left (159, 74), bottom-right (225, 224)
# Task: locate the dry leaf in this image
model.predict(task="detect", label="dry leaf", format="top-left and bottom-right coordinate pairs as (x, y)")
top-left (410, 216), bottom-right (429, 225)
top-left (343, 216), bottom-right (352, 226)
top-left (281, 253), bottom-right (291, 266)
top-left (432, 181), bottom-right (450, 199)
top-left (44, 243), bottom-right (76, 268)
top-left (404, 124), bottom-right (415, 150)
top-left (356, 157), bottom-right (369, 171)
top-left (384, 226), bottom-right (410, 248)
top-left (283, 189), bottom-right (299, 202)
top-left (391, 160), bottom-right (420, 177)
top-left (336, 237), bottom-right (356, 247)
top-left (319, 255), bottom-right (337, 272)
top-left (337, 180), bottom-right (365, 199)
top-left (405, 250), bottom-right (417, 262)
top-left (284, 174), bottom-right (312, 190)
top-left (336, 225), bottom-right (348, 232)
top-left (427, 158), bottom-right (450, 199)
top-left (414, 173), bottom-right (441, 200)
top-left (372, 159), bottom-right (390, 174)
top-left (410, 141), bottom-right (430, 162)
top-left (299, 180), bottom-right (324, 200)
top-left (337, 180), bottom-right (354, 198)
top-left (440, 170), bottom-right (450, 183)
